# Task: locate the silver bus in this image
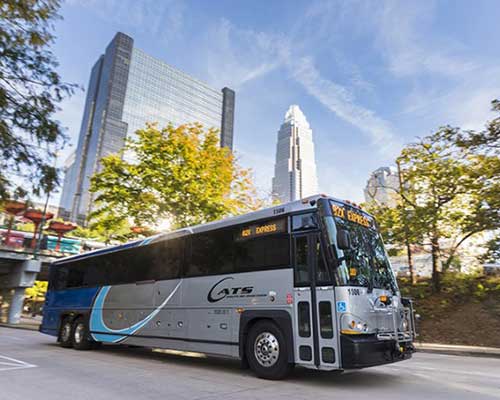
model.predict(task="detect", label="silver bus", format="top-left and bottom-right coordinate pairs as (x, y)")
top-left (41, 194), bottom-right (416, 379)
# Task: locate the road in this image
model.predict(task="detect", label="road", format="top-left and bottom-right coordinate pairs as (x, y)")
top-left (1, 327), bottom-right (499, 400)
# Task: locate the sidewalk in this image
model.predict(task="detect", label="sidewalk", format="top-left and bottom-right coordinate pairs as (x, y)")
top-left (0, 322), bottom-right (39, 331)
top-left (0, 315), bottom-right (41, 331)
top-left (415, 342), bottom-right (500, 358)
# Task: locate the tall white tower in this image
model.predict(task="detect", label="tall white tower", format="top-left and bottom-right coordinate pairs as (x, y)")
top-left (272, 105), bottom-right (318, 203)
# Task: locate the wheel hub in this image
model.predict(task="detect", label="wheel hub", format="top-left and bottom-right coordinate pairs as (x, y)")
top-left (74, 323), bottom-right (85, 344)
top-left (61, 323), bottom-right (71, 342)
top-left (254, 332), bottom-right (279, 367)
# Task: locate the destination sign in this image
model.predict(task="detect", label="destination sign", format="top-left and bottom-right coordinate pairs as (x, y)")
top-left (237, 218), bottom-right (287, 240)
top-left (330, 201), bottom-right (374, 229)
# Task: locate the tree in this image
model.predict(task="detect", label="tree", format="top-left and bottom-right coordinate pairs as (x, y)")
top-left (368, 100), bottom-right (500, 291)
top-left (0, 0), bottom-right (75, 199)
top-left (479, 237), bottom-right (500, 264)
top-left (453, 100), bottom-right (500, 152)
top-left (396, 117), bottom-right (499, 291)
top-left (89, 123), bottom-right (262, 236)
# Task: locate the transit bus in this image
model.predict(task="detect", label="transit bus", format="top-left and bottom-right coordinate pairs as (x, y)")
top-left (40, 195), bottom-right (416, 379)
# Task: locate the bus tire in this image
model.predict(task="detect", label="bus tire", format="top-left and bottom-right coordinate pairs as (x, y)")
top-left (71, 317), bottom-right (94, 350)
top-left (246, 320), bottom-right (292, 380)
top-left (59, 317), bottom-right (73, 348)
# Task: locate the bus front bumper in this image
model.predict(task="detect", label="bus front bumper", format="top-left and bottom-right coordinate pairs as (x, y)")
top-left (340, 334), bottom-right (414, 369)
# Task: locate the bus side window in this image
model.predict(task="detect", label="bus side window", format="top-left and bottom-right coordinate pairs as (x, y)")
top-left (187, 230), bottom-right (235, 277)
top-left (316, 240), bottom-right (331, 285)
top-left (294, 236), bottom-right (309, 286)
top-left (55, 267), bottom-right (68, 290)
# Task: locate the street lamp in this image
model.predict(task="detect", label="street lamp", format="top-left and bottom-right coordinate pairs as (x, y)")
top-left (47, 220), bottom-right (77, 252)
top-left (2, 200), bottom-right (26, 245)
top-left (24, 208), bottom-right (54, 249)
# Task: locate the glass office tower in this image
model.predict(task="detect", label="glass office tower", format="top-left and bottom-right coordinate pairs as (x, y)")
top-left (60, 32), bottom-right (235, 225)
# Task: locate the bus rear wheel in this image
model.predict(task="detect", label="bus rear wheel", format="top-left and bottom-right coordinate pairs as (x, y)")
top-left (59, 318), bottom-right (73, 348)
top-left (72, 317), bottom-right (94, 350)
top-left (246, 320), bottom-right (292, 380)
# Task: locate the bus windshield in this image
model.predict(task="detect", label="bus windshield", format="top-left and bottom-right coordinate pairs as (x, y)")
top-left (324, 200), bottom-right (397, 293)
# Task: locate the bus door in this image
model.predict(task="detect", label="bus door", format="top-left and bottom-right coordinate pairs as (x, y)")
top-left (293, 233), bottom-right (339, 369)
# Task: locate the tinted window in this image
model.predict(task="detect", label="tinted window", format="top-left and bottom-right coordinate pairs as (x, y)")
top-left (56, 237), bottom-right (185, 289)
top-left (186, 229), bottom-right (235, 277)
top-left (319, 301), bottom-right (334, 339)
top-left (315, 240), bottom-right (331, 284)
top-left (66, 265), bottom-right (86, 288)
top-left (235, 234), bottom-right (290, 272)
top-left (298, 301), bottom-right (311, 337)
top-left (53, 267), bottom-right (69, 290)
top-left (294, 236), bottom-right (309, 285)
top-left (186, 226), bottom-right (290, 277)
top-left (292, 213), bottom-right (318, 231)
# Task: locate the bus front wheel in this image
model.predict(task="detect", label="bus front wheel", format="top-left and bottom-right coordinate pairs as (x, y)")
top-left (245, 320), bottom-right (292, 380)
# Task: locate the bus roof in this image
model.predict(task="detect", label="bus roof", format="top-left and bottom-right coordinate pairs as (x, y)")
top-left (53, 194), bottom-right (350, 265)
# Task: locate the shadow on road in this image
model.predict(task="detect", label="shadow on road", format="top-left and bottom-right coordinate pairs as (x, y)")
top-left (42, 342), bottom-right (403, 388)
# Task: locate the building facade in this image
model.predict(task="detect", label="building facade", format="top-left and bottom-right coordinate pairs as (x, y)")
top-left (60, 32), bottom-right (235, 225)
top-left (363, 166), bottom-right (399, 207)
top-left (272, 105), bottom-right (318, 203)
top-left (58, 151), bottom-right (76, 217)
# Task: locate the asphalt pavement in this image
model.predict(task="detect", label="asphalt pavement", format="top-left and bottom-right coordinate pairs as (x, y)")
top-left (1, 327), bottom-right (499, 400)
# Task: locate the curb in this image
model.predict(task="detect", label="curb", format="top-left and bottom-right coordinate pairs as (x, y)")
top-left (415, 342), bottom-right (500, 358)
top-left (0, 323), bottom-right (39, 332)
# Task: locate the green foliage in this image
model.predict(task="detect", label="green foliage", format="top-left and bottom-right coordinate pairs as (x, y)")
top-left (0, 0), bottom-right (76, 198)
top-left (369, 100), bottom-right (500, 290)
top-left (400, 272), bottom-right (500, 313)
top-left (89, 123), bottom-right (262, 239)
top-left (480, 237), bottom-right (500, 264)
top-left (13, 221), bottom-right (35, 233)
top-left (25, 280), bottom-right (47, 300)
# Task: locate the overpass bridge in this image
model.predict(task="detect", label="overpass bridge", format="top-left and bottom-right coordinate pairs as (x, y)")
top-left (0, 246), bottom-right (63, 324)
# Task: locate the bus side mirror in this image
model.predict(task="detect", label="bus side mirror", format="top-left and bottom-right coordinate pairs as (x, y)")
top-left (337, 229), bottom-right (351, 250)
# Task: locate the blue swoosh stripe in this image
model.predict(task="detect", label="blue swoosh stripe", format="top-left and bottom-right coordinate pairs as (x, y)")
top-left (90, 282), bottom-right (181, 343)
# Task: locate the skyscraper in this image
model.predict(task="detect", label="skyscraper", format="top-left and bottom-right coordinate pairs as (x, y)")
top-left (364, 166), bottom-right (399, 207)
top-left (272, 105), bottom-right (318, 203)
top-left (60, 32), bottom-right (235, 225)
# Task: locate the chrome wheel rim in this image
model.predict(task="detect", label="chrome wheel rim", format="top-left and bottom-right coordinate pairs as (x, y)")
top-left (74, 323), bottom-right (85, 344)
top-left (61, 323), bottom-right (71, 342)
top-left (254, 332), bottom-right (279, 367)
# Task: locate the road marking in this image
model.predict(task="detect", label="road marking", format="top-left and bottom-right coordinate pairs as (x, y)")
top-left (0, 355), bottom-right (37, 372)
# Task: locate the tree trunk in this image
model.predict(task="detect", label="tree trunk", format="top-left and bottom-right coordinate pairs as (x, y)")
top-left (431, 235), bottom-right (441, 292)
top-left (407, 242), bottom-right (416, 284)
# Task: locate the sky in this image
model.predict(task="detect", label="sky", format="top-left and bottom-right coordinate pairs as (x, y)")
top-left (50, 0), bottom-right (500, 205)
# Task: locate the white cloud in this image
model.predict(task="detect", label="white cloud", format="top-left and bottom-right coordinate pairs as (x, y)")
top-left (290, 56), bottom-right (401, 156)
top-left (197, 16), bottom-right (399, 157)
top-left (373, 1), bottom-right (478, 78)
top-left (197, 19), bottom-right (288, 90)
top-left (67, 0), bottom-right (184, 40)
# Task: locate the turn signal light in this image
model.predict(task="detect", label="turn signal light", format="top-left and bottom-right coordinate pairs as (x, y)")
top-left (340, 329), bottom-right (363, 335)
top-left (379, 295), bottom-right (388, 303)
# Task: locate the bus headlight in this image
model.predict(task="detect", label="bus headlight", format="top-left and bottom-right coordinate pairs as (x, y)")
top-left (340, 313), bottom-right (369, 334)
